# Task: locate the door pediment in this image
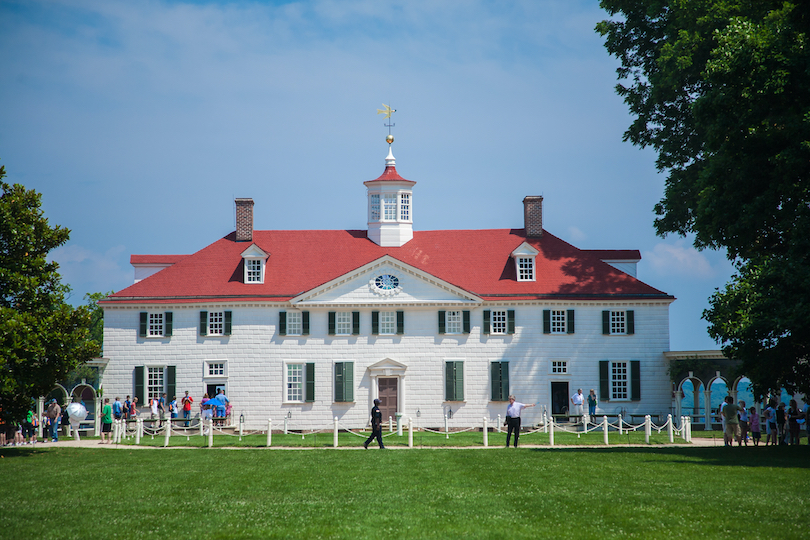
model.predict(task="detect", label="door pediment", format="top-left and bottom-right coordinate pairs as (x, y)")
top-left (367, 358), bottom-right (407, 377)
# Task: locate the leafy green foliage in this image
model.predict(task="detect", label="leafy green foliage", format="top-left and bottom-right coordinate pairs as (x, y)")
top-left (597, 1), bottom-right (810, 395)
top-left (0, 165), bottom-right (101, 422)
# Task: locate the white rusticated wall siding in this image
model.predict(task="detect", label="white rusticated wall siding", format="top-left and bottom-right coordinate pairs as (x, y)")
top-left (101, 302), bottom-right (672, 431)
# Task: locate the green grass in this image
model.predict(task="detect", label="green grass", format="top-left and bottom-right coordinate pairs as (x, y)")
top-left (0, 445), bottom-right (807, 539)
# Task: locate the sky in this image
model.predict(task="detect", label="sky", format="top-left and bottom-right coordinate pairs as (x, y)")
top-left (0, 0), bottom-right (735, 351)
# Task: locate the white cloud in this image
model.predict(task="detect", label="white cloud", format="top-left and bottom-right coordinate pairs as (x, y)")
top-left (643, 241), bottom-right (715, 279)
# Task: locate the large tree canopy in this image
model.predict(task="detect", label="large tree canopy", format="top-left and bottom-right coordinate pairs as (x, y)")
top-left (0, 165), bottom-right (100, 422)
top-left (597, 1), bottom-right (810, 396)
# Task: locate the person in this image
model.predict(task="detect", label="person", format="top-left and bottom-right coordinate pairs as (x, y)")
top-left (99, 398), bottom-right (113, 443)
top-left (129, 397), bottom-right (138, 419)
top-left (787, 399), bottom-right (802, 445)
top-left (776, 402), bottom-right (787, 445)
top-left (22, 408), bottom-right (35, 445)
top-left (181, 391), bottom-right (194, 427)
top-left (26, 407), bottom-right (38, 444)
top-left (159, 393), bottom-right (167, 426)
top-left (46, 398), bottom-right (61, 442)
top-left (112, 397), bottom-right (123, 421)
top-left (748, 407), bottom-right (761, 446)
top-left (123, 395), bottom-right (131, 420)
top-left (765, 399), bottom-right (778, 446)
top-left (169, 396), bottom-right (178, 423)
top-left (215, 389), bottom-right (228, 426)
top-left (719, 397), bottom-right (728, 435)
top-left (804, 400), bottom-right (810, 446)
top-left (587, 389), bottom-right (598, 420)
top-left (722, 396), bottom-right (742, 446)
top-left (505, 395), bottom-right (536, 448)
top-left (150, 396), bottom-right (160, 427)
top-left (738, 400), bottom-right (749, 446)
top-left (363, 398), bottom-right (385, 449)
top-left (570, 389), bottom-right (584, 422)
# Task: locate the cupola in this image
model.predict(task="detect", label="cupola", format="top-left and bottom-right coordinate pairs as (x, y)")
top-left (364, 134), bottom-right (416, 247)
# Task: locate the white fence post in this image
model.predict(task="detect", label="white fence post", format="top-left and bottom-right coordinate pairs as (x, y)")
top-left (667, 414), bottom-right (674, 443)
top-left (644, 415), bottom-right (651, 444)
top-left (333, 417), bottom-right (339, 448)
top-left (603, 416), bottom-right (609, 445)
top-left (267, 418), bottom-right (272, 447)
top-left (208, 418), bottom-right (214, 448)
top-left (445, 414), bottom-right (449, 439)
top-left (549, 416), bottom-right (555, 446)
top-left (283, 417), bottom-right (288, 435)
top-left (618, 414), bottom-right (623, 436)
top-left (543, 412), bottom-right (548, 433)
top-left (135, 419), bottom-right (142, 445)
top-left (164, 418), bottom-right (171, 447)
top-left (497, 414), bottom-right (502, 433)
top-left (408, 417), bottom-right (413, 448)
top-left (239, 415), bottom-right (244, 441)
top-left (389, 416), bottom-right (393, 433)
top-left (483, 417), bottom-right (488, 447)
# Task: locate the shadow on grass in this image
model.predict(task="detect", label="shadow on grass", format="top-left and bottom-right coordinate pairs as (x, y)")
top-left (526, 445), bottom-right (810, 468)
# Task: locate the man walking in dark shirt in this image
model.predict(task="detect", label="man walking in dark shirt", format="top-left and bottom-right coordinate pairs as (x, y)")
top-left (364, 399), bottom-right (385, 449)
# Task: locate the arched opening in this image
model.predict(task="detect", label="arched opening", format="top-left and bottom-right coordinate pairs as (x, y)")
top-left (679, 378), bottom-right (705, 424)
top-left (709, 377), bottom-right (729, 427)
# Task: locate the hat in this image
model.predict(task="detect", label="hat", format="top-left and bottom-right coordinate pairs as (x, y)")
top-left (373, 398), bottom-right (381, 405)
top-left (51, 398), bottom-right (57, 404)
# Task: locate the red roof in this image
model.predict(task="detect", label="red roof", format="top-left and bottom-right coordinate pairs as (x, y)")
top-left (103, 229), bottom-right (671, 304)
top-left (364, 165), bottom-right (416, 185)
top-left (131, 255), bottom-right (189, 265)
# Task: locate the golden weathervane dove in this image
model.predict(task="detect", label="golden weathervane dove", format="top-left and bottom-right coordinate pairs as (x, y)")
top-left (377, 104), bottom-right (396, 119)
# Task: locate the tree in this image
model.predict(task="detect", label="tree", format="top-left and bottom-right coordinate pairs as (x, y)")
top-left (597, 1), bottom-right (810, 396)
top-left (0, 165), bottom-right (101, 423)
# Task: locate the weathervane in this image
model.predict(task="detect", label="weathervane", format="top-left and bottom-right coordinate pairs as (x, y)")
top-left (377, 103), bottom-right (396, 144)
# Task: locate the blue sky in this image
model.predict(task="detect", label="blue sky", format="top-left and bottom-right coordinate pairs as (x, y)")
top-left (0, 0), bottom-right (734, 351)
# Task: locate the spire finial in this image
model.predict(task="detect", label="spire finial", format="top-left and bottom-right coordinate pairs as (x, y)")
top-left (377, 103), bottom-right (396, 144)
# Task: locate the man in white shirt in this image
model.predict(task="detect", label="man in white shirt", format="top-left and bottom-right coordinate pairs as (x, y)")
top-left (570, 389), bottom-right (585, 422)
top-left (505, 395), bottom-right (535, 448)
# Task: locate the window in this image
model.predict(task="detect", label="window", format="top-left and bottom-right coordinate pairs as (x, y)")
top-left (483, 310), bottom-right (515, 335)
top-left (602, 310), bottom-right (635, 335)
top-left (139, 312), bottom-right (172, 338)
top-left (279, 311), bottom-right (309, 336)
top-left (446, 311), bottom-right (462, 334)
top-left (208, 362), bottom-right (225, 376)
top-left (334, 362), bottom-right (354, 402)
top-left (329, 312), bottom-right (360, 336)
top-left (544, 309), bottom-right (575, 334)
top-left (147, 367), bottom-right (164, 402)
top-left (245, 259), bottom-right (262, 283)
top-left (490, 361), bottom-right (509, 401)
top-left (438, 310), bottom-right (471, 335)
top-left (286, 363), bottom-right (315, 403)
top-left (370, 194), bottom-right (380, 221)
top-left (599, 360), bottom-right (640, 401)
top-left (372, 311), bottom-right (404, 335)
top-left (445, 361), bottom-right (464, 401)
top-left (199, 311), bottom-right (232, 336)
top-left (517, 257), bottom-right (534, 281)
top-left (383, 194), bottom-right (397, 220)
top-left (400, 193), bottom-right (410, 221)
top-left (551, 360), bottom-right (568, 374)
top-left (379, 311), bottom-right (396, 335)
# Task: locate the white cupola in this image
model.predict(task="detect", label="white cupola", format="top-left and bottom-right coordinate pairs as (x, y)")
top-left (364, 135), bottom-right (416, 247)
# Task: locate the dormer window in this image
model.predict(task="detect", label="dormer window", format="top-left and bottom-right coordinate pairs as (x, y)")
top-left (241, 244), bottom-right (269, 284)
top-left (511, 242), bottom-right (539, 282)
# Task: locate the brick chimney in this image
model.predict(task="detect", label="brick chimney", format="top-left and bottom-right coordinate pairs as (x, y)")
top-left (523, 196), bottom-right (543, 238)
top-left (235, 198), bottom-right (254, 242)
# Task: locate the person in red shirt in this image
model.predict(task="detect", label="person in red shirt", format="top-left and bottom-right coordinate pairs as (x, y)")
top-left (181, 391), bottom-right (194, 427)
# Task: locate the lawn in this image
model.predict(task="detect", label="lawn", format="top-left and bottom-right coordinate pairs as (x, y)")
top-left (0, 444), bottom-right (807, 539)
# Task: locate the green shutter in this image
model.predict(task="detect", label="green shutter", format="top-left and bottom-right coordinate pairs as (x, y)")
top-left (134, 366), bottom-right (144, 404)
top-left (200, 311), bottom-right (208, 336)
top-left (335, 363), bottom-right (345, 402)
top-left (602, 311), bottom-right (610, 334)
top-left (164, 312), bottom-right (173, 337)
top-left (446, 361), bottom-right (464, 401)
top-left (328, 312), bottom-right (336, 335)
top-left (139, 312), bottom-right (148, 338)
top-left (396, 311), bottom-right (404, 335)
top-left (224, 311), bottom-right (232, 336)
top-left (302, 311), bottom-right (310, 336)
top-left (567, 309), bottom-right (575, 334)
top-left (166, 366), bottom-right (176, 401)
top-left (463, 311), bottom-right (470, 334)
top-left (491, 362), bottom-right (508, 401)
top-left (371, 311), bottom-right (379, 335)
top-left (438, 311), bottom-right (446, 334)
top-left (279, 311), bottom-right (287, 336)
top-left (335, 362), bottom-right (354, 402)
top-left (483, 310), bottom-right (491, 334)
top-left (631, 360), bottom-right (641, 401)
top-left (507, 310), bottom-right (515, 334)
top-left (543, 310), bottom-right (551, 334)
top-left (305, 363), bottom-right (315, 402)
top-left (352, 311), bottom-right (360, 335)
top-left (627, 310), bottom-right (635, 335)
top-left (600, 360), bottom-right (609, 401)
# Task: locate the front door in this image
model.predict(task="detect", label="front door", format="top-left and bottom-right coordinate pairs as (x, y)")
top-left (551, 381), bottom-right (569, 415)
top-left (378, 378), bottom-right (398, 423)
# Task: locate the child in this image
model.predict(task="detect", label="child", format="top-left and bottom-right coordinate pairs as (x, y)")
top-left (748, 407), bottom-right (761, 447)
top-left (738, 401), bottom-right (749, 446)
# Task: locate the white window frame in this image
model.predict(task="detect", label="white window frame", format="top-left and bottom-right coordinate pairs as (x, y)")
top-left (400, 193), bottom-right (411, 222)
top-left (335, 312), bottom-right (352, 336)
top-left (207, 311), bottom-right (224, 336)
top-left (383, 194), bottom-right (397, 221)
top-left (370, 194), bottom-right (380, 221)
top-left (550, 310), bottom-right (567, 334)
top-left (285, 362), bottom-right (304, 403)
top-left (610, 361), bottom-right (630, 401)
top-left (379, 311), bottom-right (396, 335)
top-left (148, 313), bottom-right (164, 337)
top-left (491, 310), bottom-right (507, 335)
top-left (245, 258), bottom-right (263, 283)
top-left (445, 310), bottom-right (463, 334)
top-left (610, 311), bottom-right (627, 335)
top-left (550, 360), bottom-right (568, 375)
top-left (146, 366), bottom-right (165, 402)
top-left (511, 242), bottom-right (539, 282)
top-left (204, 360), bottom-right (228, 379)
top-left (286, 311), bottom-right (302, 336)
